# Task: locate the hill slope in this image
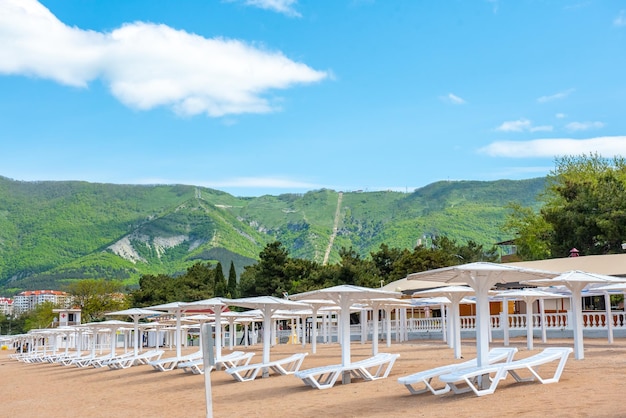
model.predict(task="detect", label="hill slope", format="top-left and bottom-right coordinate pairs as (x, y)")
top-left (0, 176), bottom-right (546, 294)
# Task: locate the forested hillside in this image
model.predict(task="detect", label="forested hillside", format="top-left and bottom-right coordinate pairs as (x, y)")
top-left (0, 175), bottom-right (546, 295)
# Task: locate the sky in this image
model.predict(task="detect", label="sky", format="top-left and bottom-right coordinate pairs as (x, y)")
top-left (1, 0), bottom-right (625, 197)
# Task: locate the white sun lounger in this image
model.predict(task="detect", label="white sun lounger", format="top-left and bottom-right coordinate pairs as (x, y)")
top-left (225, 352), bottom-right (308, 382)
top-left (106, 350), bottom-right (164, 370)
top-left (90, 351), bottom-right (136, 368)
top-left (295, 352), bottom-right (400, 390)
top-left (148, 350), bottom-right (203, 372)
top-left (438, 347), bottom-right (573, 397)
top-left (178, 351), bottom-right (256, 375)
top-left (397, 347), bottom-right (519, 395)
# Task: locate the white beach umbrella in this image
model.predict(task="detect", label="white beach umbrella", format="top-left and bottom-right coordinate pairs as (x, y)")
top-left (147, 302), bottom-right (193, 359)
top-left (412, 285), bottom-right (478, 359)
top-left (524, 270), bottom-right (626, 359)
top-left (493, 288), bottom-right (566, 350)
top-left (181, 298), bottom-right (229, 360)
top-left (81, 320), bottom-right (132, 358)
top-left (225, 296), bottom-right (311, 378)
top-left (366, 298), bottom-right (412, 354)
top-left (282, 299), bottom-right (336, 354)
top-left (290, 284), bottom-right (401, 384)
top-left (407, 262), bottom-right (559, 374)
top-left (106, 308), bottom-right (163, 356)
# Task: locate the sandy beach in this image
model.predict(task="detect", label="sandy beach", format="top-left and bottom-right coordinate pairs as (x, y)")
top-left (2, 337), bottom-right (624, 418)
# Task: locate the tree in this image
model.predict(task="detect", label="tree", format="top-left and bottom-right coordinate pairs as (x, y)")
top-left (544, 156), bottom-right (626, 255)
top-left (65, 279), bottom-right (129, 322)
top-left (508, 154), bottom-right (626, 259)
top-left (214, 262), bottom-right (227, 297)
top-left (227, 261), bottom-right (238, 298)
top-left (239, 241), bottom-right (291, 297)
top-left (22, 301), bottom-right (58, 331)
top-left (504, 203), bottom-right (552, 260)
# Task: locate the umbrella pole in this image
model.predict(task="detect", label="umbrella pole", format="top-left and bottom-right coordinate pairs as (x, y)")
top-left (262, 314), bottom-right (272, 378)
top-left (604, 291), bottom-right (614, 344)
top-left (569, 285), bottom-right (585, 360)
top-left (340, 297), bottom-right (352, 384)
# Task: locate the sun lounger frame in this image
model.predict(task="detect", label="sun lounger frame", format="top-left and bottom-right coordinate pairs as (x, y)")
top-left (397, 347), bottom-right (519, 395)
top-left (438, 346), bottom-right (573, 397)
top-left (178, 351), bottom-right (256, 375)
top-left (225, 352), bottom-right (308, 382)
top-left (295, 352), bottom-right (400, 390)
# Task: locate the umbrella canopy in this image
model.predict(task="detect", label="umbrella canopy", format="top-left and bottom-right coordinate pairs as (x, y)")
top-left (493, 289), bottom-right (566, 350)
top-left (289, 284), bottom-right (401, 384)
top-left (407, 262), bottom-right (559, 369)
top-left (106, 308), bottom-right (163, 356)
top-left (412, 285), bottom-right (477, 359)
top-left (523, 270), bottom-right (626, 359)
top-left (226, 296), bottom-right (310, 377)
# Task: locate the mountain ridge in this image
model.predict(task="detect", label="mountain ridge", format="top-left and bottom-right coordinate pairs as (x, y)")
top-left (0, 175), bottom-right (546, 295)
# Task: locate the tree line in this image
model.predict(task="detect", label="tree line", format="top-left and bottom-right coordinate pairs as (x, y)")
top-left (6, 154), bottom-right (626, 333)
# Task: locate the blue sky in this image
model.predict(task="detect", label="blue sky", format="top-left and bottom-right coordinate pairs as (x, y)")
top-left (1, 0), bottom-right (625, 197)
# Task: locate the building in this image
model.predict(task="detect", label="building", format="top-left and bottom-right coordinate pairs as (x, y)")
top-left (13, 290), bottom-right (71, 314)
top-left (0, 297), bottom-right (13, 316)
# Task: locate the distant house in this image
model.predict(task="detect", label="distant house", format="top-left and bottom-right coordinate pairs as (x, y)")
top-left (13, 290), bottom-right (71, 314)
top-left (0, 297), bottom-right (13, 316)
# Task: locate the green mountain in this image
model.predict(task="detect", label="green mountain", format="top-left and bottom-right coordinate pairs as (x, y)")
top-left (0, 176), bottom-right (546, 295)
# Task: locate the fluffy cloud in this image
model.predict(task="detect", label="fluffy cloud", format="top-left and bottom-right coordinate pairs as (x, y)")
top-left (565, 121), bottom-right (605, 131)
top-left (242, 0), bottom-right (301, 17)
top-left (0, 0), bottom-right (326, 116)
top-left (495, 118), bottom-right (552, 133)
top-left (537, 88), bottom-right (575, 103)
top-left (479, 136), bottom-right (626, 158)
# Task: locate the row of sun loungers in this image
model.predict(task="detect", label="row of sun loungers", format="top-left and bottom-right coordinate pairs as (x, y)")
top-left (8, 344), bottom-right (573, 397)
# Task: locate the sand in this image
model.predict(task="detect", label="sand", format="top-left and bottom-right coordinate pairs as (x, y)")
top-left (1, 337), bottom-right (624, 418)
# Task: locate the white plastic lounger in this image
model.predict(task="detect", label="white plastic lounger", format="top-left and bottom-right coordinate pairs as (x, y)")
top-left (91, 351), bottom-right (136, 368)
top-left (178, 351), bottom-right (255, 375)
top-left (149, 350), bottom-right (203, 372)
top-left (296, 352), bottom-right (400, 390)
top-left (225, 352), bottom-right (308, 382)
top-left (398, 347), bottom-right (518, 395)
top-left (439, 347), bottom-right (573, 397)
top-left (106, 350), bottom-right (164, 370)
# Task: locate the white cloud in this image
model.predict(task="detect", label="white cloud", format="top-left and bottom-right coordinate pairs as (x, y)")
top-left (555, 113), bottom-right (567, 119)
top-left (495, 118), bottom-right (553, 133)
top-left (441, 93), bottom-right (466, 105)
top-left (614, 10), bottom-right (626, 27)
top-left (479, 136), bottom-right (626, 158)
top-left (496, 119), bottom-right (532, 132)
top-left (537, 88), bottom-right (575, 103)
top-left (565, 121), bottom-right (605, 131)
top-left (0, 0), bottom-right (326, 117)
top-left (530, 125), bottom-right (553, 133)
top-left (243, 0), bottom-right (301, 17)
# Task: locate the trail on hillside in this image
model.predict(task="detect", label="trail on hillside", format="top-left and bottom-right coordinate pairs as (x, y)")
top-left (323, 192), bottom-right (343, 265)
